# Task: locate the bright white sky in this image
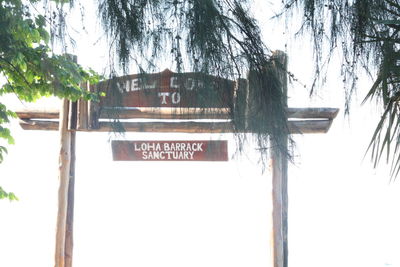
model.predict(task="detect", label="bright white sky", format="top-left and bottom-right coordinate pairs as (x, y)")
top-left (1, 1), bottom-right (400, 267)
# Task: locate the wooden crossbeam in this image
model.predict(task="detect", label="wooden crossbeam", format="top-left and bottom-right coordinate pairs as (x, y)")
top-left (16, 107), bottom-right (338, 134)
top-left (16, 107), bottom-right (339, 120)
top-left (18, 118), bottom-right (334, 134)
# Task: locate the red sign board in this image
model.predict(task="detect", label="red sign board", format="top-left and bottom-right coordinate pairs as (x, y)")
top-left (112, 140), bottom-right (228, 161)
top-left (96, 69), bottom-right (234, 108)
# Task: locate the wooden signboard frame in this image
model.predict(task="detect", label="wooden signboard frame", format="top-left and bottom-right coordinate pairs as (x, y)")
top-left (93, 68), bottom-right (235, 108)
top-left (16, 52), bottom-right (338, 267)
top-left (112, 140), bottom-right (229, 161)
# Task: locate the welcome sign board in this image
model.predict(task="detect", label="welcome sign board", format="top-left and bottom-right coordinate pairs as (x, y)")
top-left (95, 69), bottom-right (235, 108)
top-left (112, 140), bottom-right (228, 161)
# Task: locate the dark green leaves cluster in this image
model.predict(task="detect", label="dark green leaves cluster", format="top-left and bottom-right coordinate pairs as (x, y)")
top-left (0, 0), bottom-right (99, 101)
top-left (99, 0), bottom-right (270, 75)
top-left (0, 0), bottom-right (100, 199)
top-left (0, 186), bottom-right (18, 201)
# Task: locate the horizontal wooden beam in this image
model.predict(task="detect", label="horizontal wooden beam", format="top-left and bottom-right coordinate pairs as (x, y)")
top-left (98, 121), bottom-right (233, 133)
top-left (16, 107), bottom-right (339, 120)
top-left (288, 119), bottom-right (333, 134)
top-left (100, 108), bottom-right (231, 120)
top-left (19, 119), bottom-right (333, 134)
top-left (16, 110), bottom-right (60, 119)
top-left (288, 107), bottom-right (339, 119)
top-left (20, 119), bottom-right (59, 131)
top-left (16, 108), bottom-right (230, 119)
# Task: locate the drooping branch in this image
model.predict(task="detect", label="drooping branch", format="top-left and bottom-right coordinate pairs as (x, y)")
top-left (283, 0), bottom-right (400, 176)
top-left (98, 0), bottom-right (292, 160)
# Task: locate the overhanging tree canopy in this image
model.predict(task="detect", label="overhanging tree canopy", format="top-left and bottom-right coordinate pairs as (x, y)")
top-left (282, 0), bottom-right (400, 176)
top-left (98, 0), bottom-right (291, 160)
top-left (1, 0), bottom-right (293, 179)
top-left (0, 0), bottom-right (100, 199)
top-left (4, 0), bottom-right (400, 200)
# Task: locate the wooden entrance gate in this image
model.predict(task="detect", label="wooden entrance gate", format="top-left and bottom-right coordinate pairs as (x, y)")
top-left (16, 52), bottom-right (338, 267)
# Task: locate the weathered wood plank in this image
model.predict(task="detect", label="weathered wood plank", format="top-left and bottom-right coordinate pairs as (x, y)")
top-left (288, 119), bottom-right (333, 134)
top-left (100, 107), bottom-right (231, 120)
top-left (16, 110), bottom-right (60, 119)
top-left (68, 101), bottom-right (77, 130)
top-left (19, 119), bottom-right (59, 130)
top-left (65, 130), bottom-right (75, 267)
top-left (19, 119), bottom-right (333, 134)
top-left (98, 121), bottom-right (234, 133)
top-left (288, 107), bottom-right (339, 119)
top-left (16, 107), bottom-right (231, 119)
top-left (55, 99), bottom-right (71, 267)
top-left (77, 81), bottom-right (89, 130)
top-left (271, 149), bottom-right (286, 267)
top-left (100, 120), bottom-right (332, 134)
top-left (271, 50), bottom-right (287, 267)
top-left (16, 107), bottom-right (339, 120)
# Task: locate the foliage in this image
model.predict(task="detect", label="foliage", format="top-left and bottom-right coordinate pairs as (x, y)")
top-left (0, 0), bottom-right (100, 199)
top-left (1, 0), bottom-right (292, 172)
top-left (0, 186), bottom-right (18, 201)
top-left (282, 0), bottom-right (400, 177)
top-left (99, 0), bottom-right (291, 164)
top-left (9, 0), bottom-right (400, 178)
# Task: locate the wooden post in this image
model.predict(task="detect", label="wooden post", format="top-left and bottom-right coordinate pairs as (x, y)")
top-left (55, 54), bottom-right (78, 267)
top-left (55, 100), bottom-right (78, 267)
top-left (64, 128), bottom-right (75, 267)
top-left (77, 81), bottom-right (89, 130)
top-left (65, 100), bottom-right (77, 267)
top-left (271, 51), bottom-right (289, 267)
top-left (55, 99), bottom-right (72, 267)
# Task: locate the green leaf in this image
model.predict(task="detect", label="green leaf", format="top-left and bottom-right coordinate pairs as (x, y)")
top-left (0, 186), bottom-right (18, 201)
top-left (8, 192), bottom-right (19, 201)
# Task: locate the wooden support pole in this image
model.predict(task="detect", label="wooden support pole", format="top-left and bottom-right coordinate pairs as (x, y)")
top-left (65, 100), bottom-right (77, 267)
top-left (55, 54), bottom-right (78, 267)
top-left (55, 99), bottom-right (71, 267)
top-left (77, 81), bottom-right (89, 130)
top-left (64, 128), bottom-right (75, 267)
top-left (271, 148), bottom-right (287, 267)
top-left (271, 51), bottom-right (289, 267)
